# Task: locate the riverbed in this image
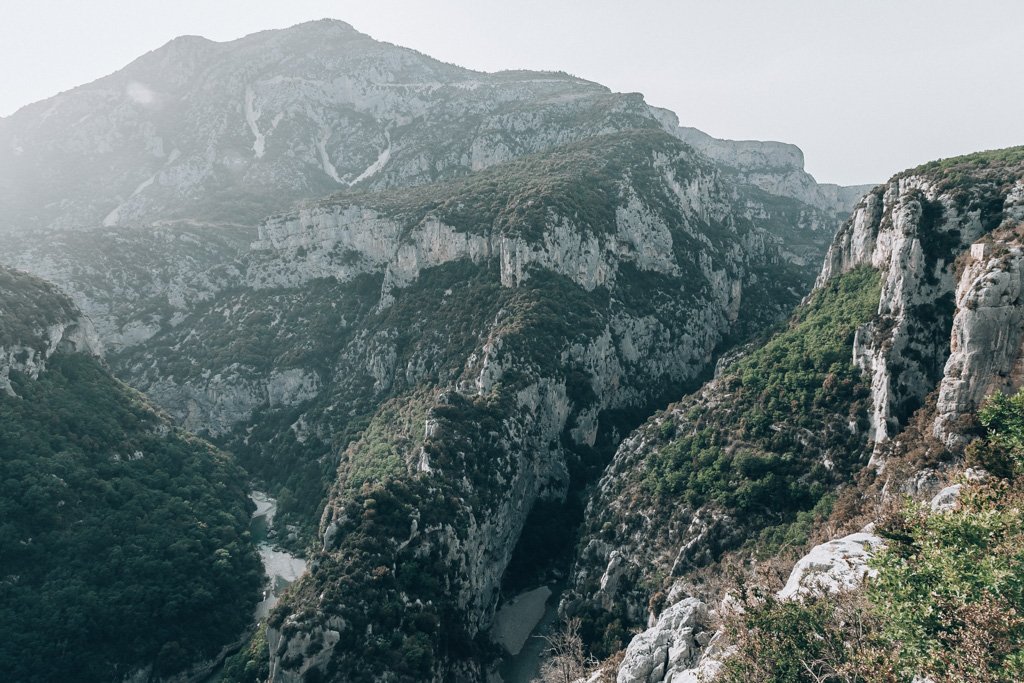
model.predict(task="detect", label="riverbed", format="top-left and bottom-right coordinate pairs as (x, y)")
top-left (249, 491), bottom-right (307, 620)
top-left (491, 585), bottom-right (563, 683)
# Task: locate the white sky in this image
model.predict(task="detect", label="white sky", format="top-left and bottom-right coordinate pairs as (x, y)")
top-left (2, 0), bottom-right (1022, 185)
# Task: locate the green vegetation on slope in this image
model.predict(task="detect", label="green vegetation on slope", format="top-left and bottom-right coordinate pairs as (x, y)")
top-left (309, 129), bottom-right (707, 241)
top-left (645, 267), bottom-right (881, 533)
top-left (560, 268), bottom-right (881, 658)
top-left (0, 353), bottom-right (262, 682)
top-left (720, 387), bottom-right (1024, 683)
top-left (0, 266), bottom-right (78, 348)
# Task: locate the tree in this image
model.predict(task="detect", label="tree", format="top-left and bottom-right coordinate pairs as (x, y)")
top-left (540, 617), bottom-right (594, 683)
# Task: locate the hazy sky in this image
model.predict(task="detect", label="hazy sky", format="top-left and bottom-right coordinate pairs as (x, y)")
top-left (3, 0), bottom-right (1022, 185)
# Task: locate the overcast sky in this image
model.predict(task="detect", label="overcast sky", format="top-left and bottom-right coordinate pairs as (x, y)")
top-left (3, 0), bottom-right (1022, 185)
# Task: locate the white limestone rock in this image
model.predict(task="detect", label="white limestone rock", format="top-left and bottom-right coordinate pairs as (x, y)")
top-left (616, 598), bottom-right (712, 683)
top-left (0, 316), bottom-right (101, 396)
top-left (934, 239), bottom-right (1024, 446)
top-left (778, 530), bottom-right (883, 601)
top-left (930, 484), bottom-right (962, 512)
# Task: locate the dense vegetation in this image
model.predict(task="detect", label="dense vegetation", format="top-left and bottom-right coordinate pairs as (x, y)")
top-left (0, 353), bottom-right (261, 681)
top-left (0, 266), bottom-right (78, 348)
top-left (569, 267), bottom-right (881, 656)
top-left (720, 387), bottom-right (1024, 682)
top-left (646, 266), bottom-right (881, 540)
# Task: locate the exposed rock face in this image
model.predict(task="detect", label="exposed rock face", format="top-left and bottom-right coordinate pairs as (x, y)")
top-left (777, 529), bottom-right (883, 600)
top-left (668, 120), bottom-right (873, 217)
top-left (615, 598), bottom-right (715, 683)
top-left (565, 148), bottom-right (1024, 670)
top-left (1, 224), bottom-right (250, 353)
top-left (930, 483), bottom-right (963, 512)
top-left (611, 526), bottom-right (884, 683)
top-left (0, 20), bottom-right (664, 233)
top-left (934, 223), bottom-right (1024, 445)
top-left (817, 168), bottom-right (1022, 456)
top-left (0, 318), bottom-right (101, 396)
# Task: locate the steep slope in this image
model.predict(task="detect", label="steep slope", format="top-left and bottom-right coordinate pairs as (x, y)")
top-left (0, 21), bottom-right (879, 681)
top-left (0, 266), bottom-right (262, 682)
top-left (565, 145), bottom-right (1024, 676)
top-left (670, 123), bottom-right (873, 217)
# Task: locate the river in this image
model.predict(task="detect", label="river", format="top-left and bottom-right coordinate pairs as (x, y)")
top-left (249, 491), bottom-right (307, 620)
top-left (490, 584), bottom-right (563, 683)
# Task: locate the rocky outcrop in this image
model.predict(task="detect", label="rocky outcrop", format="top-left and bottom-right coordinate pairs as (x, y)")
top-left (0, 266), bottom-right (102, 394)
top-left (934, 224), bottom-right (1024, 445)
top-left (777, 529), bottom-right (883, 600)
top-left (818, 168), bottom-right (1022, 456)
top-left (666, 121), bottom-right (873, 217)
top-left (611, 525), bottom-right (884, 683)
top-left (615, 598), bottom-right (722, 683)
top-left (1, 318), bottom-right (101, 396)
top-left (143, 366), bottom-right (320, 435)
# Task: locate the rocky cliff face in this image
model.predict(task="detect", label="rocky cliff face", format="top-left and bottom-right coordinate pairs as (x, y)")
top-left (2, 224), bottom-right (250, 352)
top-left (818, 156), bottom-right (1024, 455)
top-left (933, 222), bottom-right (1024, 446)
top-left (668, 120), bottom-right (873, 217)
top-left (565, 146), bottom-right (1024, 680)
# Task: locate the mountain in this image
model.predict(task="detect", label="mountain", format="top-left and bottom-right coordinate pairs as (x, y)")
top-left (0, 266), bottom-right (262, 682)
top-left (1, 20), bottom-right (865, 361)
top-left (0, 20), bottom-right (653, 233)
top-left (0, 19), bottom-right (884, 683)
top-left (0, 20), bottom-right (860, 236)
top-left (567, 146), bottom-right (1024, 681)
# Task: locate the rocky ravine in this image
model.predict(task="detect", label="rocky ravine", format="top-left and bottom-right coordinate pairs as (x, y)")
top-left (106, 128), bottom-right (857, 682)
top-left (568, 147), bottom-right (1024, 681)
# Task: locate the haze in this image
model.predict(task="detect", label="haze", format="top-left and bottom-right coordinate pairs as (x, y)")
top-left (3, 0), bottom-right (1022, 185)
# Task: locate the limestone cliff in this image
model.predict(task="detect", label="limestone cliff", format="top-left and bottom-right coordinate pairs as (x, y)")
top-left (933, 223), bottom-right (1024, 446)
top-left (819, 157), bottom-right (1024, 454)
top-left (565, 146), bottom-right (1024, 677)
